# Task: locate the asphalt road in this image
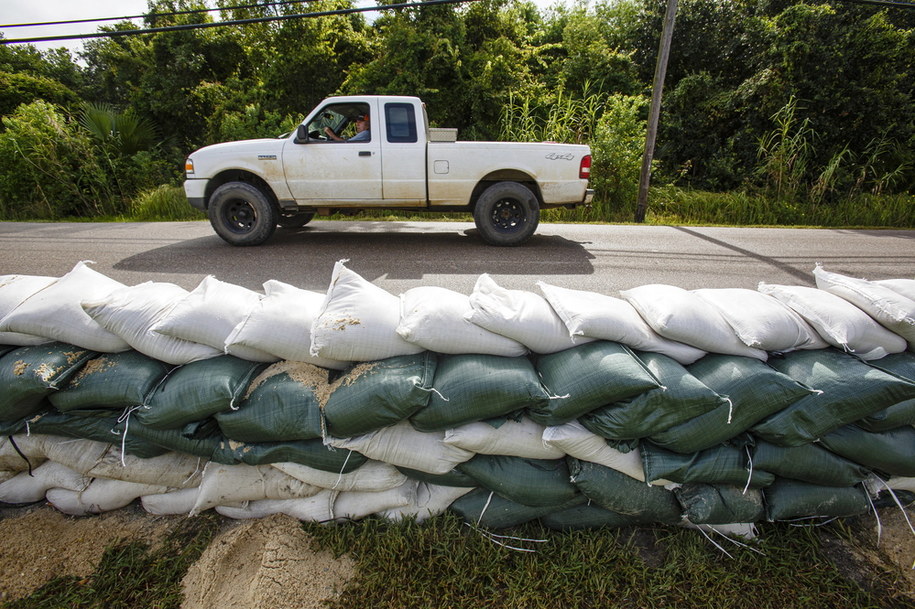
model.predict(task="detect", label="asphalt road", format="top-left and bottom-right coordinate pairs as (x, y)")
top-left (0, 220), bottom-right (913, 295)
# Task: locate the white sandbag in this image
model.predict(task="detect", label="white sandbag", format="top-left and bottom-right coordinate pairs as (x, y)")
top-left (87, 448), bottom-right (205, 488)
top-left (0, 274), bottom-right (56, 345)
top-left (272, 460), bottom-right (407, 492)
top-left (310, 261), bottom-right (424, 361)
top-left (141, 487), bottom-right (201, 515)
top-left (813, 266), bottom-right (915, 348)
top-left (326, 420), bottom-right (475, 475)
top-left (40, 437), bottom-right (110, 474)
top-left (759, 282), bottom-right (908, 360)
top-left (225, 280), bottom-right (347, 369)
top-left (620, 284), bottom-right (767, 360)
top-left (152, 275), bottom-right (277, 362)
top-left (82, 281), bottom-right (222, 365)
top-left (537, 282), bottom-right (706, 364)
top-left (47, 479), bottom-right (170, 516)
top-left (466, 274), bottom-right (594, 354)
top-left (191, 463), bottom-right (321, 515)
top-left (874, 278), bottom-right (915, 302)
top-left (0, 461), bottom-right (90, 503)
top-left (0, 261), bottom-right (130, 352)
top-left (443, 418), bottom-right (565, 460)
top-left (693, 287), bottom-right (828, 352)
top-left (0, 435), bottom-right (49, 472)
top-left (884, 476), bottom-right (915, 494)
top-left (0, 471), bottom-right (15, 484)
top-left (396, 286), bottom-right (528, 356)
top-left (381, 483), bottom-right (473, 523)
top-left (542, 421), bottom-right (671, 485)
top-left (215, 491), bottom-right (337, 522)
top-left (333, 480), bottom-right (418, 521)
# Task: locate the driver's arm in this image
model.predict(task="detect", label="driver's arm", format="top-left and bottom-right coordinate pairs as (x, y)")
top-left (324, 127), bottom-right (344, 142)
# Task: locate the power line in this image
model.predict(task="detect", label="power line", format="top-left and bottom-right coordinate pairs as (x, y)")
top-left (0, 0), bottom-right (322, 29)
top-left (0, 0), bottom-right (476, 45)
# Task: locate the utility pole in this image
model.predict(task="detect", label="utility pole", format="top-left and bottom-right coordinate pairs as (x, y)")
top-left (634, 0), bottom-right (678, 223)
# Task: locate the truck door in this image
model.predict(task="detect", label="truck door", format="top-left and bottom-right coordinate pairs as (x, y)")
top-left (282, 101), bottom-right (383, 202)
top-left (380, 101), bottom-right (426, 203)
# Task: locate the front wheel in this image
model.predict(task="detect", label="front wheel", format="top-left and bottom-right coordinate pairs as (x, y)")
top-left (208, 182), bottom-right (278, 246)
top-left (473, 182), bottom-right (540, 246)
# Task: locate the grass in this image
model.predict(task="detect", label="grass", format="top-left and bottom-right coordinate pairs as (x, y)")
top-left (3, 510), bottom-right (911, 608)
top-left (301, 512), bottom-right (913, 609)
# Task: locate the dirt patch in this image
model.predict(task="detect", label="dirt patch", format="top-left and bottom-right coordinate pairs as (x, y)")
top-left (0, 503), bottom-right (180, 602)
top-left (180, 513), bottom-right (355, 609)
top-left (820, 506), bottom-right (915, 604)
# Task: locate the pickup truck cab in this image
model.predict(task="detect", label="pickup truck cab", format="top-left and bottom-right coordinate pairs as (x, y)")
top-left (184, 95), bottom-right (593, 246)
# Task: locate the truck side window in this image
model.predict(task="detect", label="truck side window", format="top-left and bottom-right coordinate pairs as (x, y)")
top-left (385, 103), bottom-right (417, 143)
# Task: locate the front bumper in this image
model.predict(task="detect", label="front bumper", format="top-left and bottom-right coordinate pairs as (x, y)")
top-left (183, 179), bottom-right (208, 211)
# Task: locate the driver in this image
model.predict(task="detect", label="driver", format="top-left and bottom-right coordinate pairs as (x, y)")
top-left (325, 112), bottom-right (370, 142)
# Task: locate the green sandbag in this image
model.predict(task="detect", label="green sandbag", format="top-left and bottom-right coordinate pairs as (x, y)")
top-left (859, 353), bottom-right (915, 431)
top-left (26, 410), bottom-right (168, 458)
top-left (0, 342), bottom-right (96, 421)
top-left (540, 503), bottom-right (654, 531)
top-left (819, 425), bottom-right (915, 477)
top-left (640, 442), bottom-right (775, 488)
top-left (324, 353), bottom-right (437, 437)
top-left (855, 399), bottom-right (915, 432)
top-left (764, 478), bottom-right (870, 521)
top-left (528, 341), bottom-right (662, 426)
top-left (410, 354), bottom-right (548, 432)
top-left (49, 351), bottom-right (172, 412)
top-left (214, 363), bottom-right (326, 443)
top-left (117, 417), bottom-right (226, 461)
top-left (752, 349), bottom-right (915, 446)
top-left (568, 459), bottom-right (682, 524)
top-left (136, 355), bottom-right (267, 430)
top-left (751, 439), bottom-right (870, 487)
top-left (579, 351), bottom-right (724, 441)
top-left (396, 466), bottom-right (478, 488)
top-left (449, 487), bottom-right (585, 530)
top-left (674, 484), bottom-right (765, 525)
top-left (647, 355), bottom-right (814, 453)
top-left (214, 439), bottom-right (366, 473)
top-left (458, 455), bottom-right (580, 508)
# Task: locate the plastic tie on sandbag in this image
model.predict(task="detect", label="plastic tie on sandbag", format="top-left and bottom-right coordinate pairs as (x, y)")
top-left (866, 474), bottom-right (915, 567)
top-left (463, 521), bottom-right (548, 553)
top-left (724, 396), bottom-right (734, 425)
top-left (6, 435), bottom-right (34, 476)
top-left (693, 524), bottom-right (765, 558)
top-left (416, 385), bottom-right (448, 402)
top-left (330, 450), bottom-right (353, 490)
top-left (115, 405), bottom-right (143, 467)
top-left (743, 446), bottom-right (754, 495)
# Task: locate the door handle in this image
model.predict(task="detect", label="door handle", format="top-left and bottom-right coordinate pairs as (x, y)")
top-left (358, 151), bottom-right (372, 157)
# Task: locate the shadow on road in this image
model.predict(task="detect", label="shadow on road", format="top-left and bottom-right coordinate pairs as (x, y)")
top-left (113, 222), bottom-right (596, 291)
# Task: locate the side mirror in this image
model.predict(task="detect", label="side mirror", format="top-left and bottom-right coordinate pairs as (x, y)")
top-left (294, 124), bottom-right (309, 144)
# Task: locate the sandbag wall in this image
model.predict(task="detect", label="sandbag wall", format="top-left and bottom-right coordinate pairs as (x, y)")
top-left (0, 260), bottom-right (914, 535)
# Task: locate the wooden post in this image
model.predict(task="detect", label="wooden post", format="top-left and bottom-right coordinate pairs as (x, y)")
top-left (634, 0), bottom-right (678, 223)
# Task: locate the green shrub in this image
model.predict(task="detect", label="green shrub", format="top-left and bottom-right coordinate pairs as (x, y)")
top-left (0, 100), bottom-right (116, 219)
top-left (130, 184), bottom-right (205, 221)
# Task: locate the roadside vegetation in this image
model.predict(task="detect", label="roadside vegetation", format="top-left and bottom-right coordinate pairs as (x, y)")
top-left (0, 0), bottom-right (912, 228)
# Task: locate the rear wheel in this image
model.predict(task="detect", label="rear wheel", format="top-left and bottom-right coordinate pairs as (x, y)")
top-left (208, 182), bottom-right (277, 246)
top-left (473, 181), bottom-right (540, 246)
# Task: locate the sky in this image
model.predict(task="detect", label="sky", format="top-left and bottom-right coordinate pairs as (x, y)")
top-left (2, 0), bottom-right (566, 57)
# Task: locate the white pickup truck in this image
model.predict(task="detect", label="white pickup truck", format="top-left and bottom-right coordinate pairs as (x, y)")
top-left (184, 95), bottom-right (593, 246)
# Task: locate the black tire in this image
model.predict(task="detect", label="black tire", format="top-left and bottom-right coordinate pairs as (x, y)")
top-left (208, 182), bottom-right (278, 246)
top-left (278, 210), bottom-right (316, 228)
top-left (473, 181), bottom-right (540, 246)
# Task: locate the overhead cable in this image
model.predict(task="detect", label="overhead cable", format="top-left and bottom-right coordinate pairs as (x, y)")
top-left (0, 0), bottom-right (477, 45)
